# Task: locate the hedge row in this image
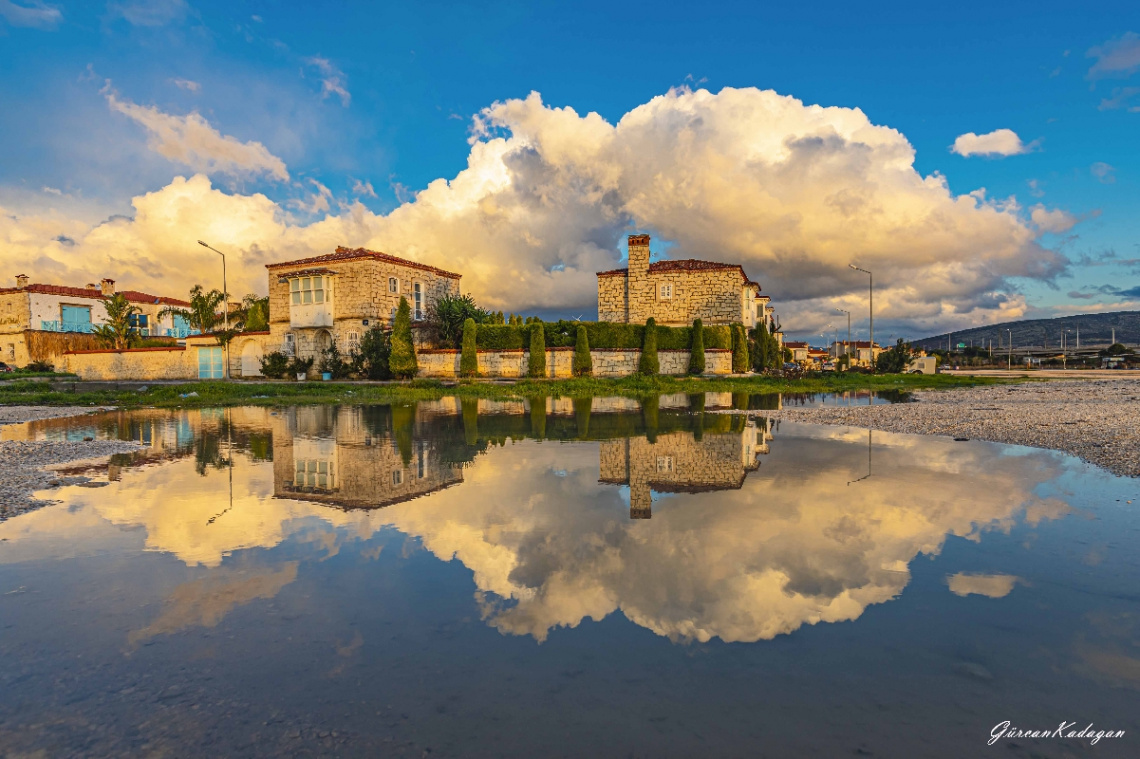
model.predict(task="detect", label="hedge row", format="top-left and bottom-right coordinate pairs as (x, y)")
top-left (473, 320), bottom-right (731, 351)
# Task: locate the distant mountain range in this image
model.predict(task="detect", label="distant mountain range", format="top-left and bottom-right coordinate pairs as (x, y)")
top-left (911, 311), bottom-right (1140, 352)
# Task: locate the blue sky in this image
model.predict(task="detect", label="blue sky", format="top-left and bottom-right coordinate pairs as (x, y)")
top-left (1, 0), bottom-right (1137, 339)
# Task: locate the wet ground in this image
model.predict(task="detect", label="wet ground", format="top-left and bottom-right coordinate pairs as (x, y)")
top-left (1, 393), bottom-right (1137, 757)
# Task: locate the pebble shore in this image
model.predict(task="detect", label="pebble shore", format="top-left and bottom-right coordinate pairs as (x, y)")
top-left (754, 379), bottom-right (1140, 477)
top-left (0, 406), bottom-right (140, 520)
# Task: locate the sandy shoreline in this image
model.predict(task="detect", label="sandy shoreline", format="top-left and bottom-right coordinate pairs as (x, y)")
top-left (750, 379), bottom-right (1140, 477)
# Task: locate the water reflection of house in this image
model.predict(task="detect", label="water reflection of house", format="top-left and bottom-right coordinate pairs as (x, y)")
top-left (599, 419), bottom-right (773, 519)
top-left (271, 406), bottom-right (464, 510)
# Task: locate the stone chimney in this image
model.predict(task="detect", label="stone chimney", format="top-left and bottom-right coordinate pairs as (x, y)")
top-left (100, 278), bottom-right (115, 297)
top-left (626, 234), bottom-right (651, 324)
top-left (627, 234), bottom-right (650, 279)
top-left (15, 274), bottom-right (28, 289)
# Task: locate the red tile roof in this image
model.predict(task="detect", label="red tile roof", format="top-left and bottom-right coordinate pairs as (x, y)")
top-left (597, 259), bottom-right (759, 290)
top-left (784, 341), bottom-right (809, 348)
top-left (266, 246), bottom-right (462, 280)
top-left (0, 283), bottom-right (190, 307)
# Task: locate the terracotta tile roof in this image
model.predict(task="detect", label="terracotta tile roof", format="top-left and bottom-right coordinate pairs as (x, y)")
top-left (784, 341), bottom-right (809, 348)
top-left (272, 267), bottom-right (338, 279)
top-left (597, 259), bottom-right (760, 290)
top-left (0, 283), bottom-right (190, 307)
top-left (266, 246), bottom-right (462, 280)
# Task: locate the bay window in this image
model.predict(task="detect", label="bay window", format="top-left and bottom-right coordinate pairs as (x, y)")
top-left (290, 276), bottom-right (330, 305)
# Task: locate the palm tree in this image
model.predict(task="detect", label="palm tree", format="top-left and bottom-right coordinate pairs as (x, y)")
top-left (93, 293), bottom-right (142, 350)
top-left (160, 285), bottom-right (226, 334)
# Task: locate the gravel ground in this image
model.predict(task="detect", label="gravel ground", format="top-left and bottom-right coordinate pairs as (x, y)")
top-left (0, 405), bottom-right (115, 424)
top-left (0, 405), bottom-right (138, 520)
top-left (753, 379), bottom-right (1140, 478)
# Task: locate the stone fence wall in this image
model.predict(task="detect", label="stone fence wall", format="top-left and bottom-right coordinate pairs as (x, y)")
top-left (60, 346), bottom-right (201, 380)
top-left (417, 347), bottom-right (732, 378)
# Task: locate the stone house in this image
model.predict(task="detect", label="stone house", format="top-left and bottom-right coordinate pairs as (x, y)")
top-left (0, 275), bottom-right (191, 366)
top-left (264, 246), bottom-right (462, 363)
top-left (597, 234), bottom-right (766, 328)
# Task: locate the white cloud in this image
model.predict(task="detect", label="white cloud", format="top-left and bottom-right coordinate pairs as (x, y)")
top-left (170, 78), bottom-right (201, 93)
top-left (950, 128), bottom-right (1033, 157)
top-left (0, 0), bottom-right (62, 29)
top-left (107, 0), bottom-right (188, 27)
top-left (351, 178), bottom-right (377, 198)
top-left (1091, 161), bottom-right (1116, 184)
top-left (1087, 32), bottom-right (1140, 79)
top-left (1026, 178), bottom-right (1044, 197)
top-left (947, 573), bottom-right (1022, 598)
top-left (304, 56), bottom-right (350, 106)
top-left (1030, 204), bottom-right (1078, 234)
top-left (1, 87), bottom-right (1065, 332)
top-left (105, 89), bottom-right (289, 182)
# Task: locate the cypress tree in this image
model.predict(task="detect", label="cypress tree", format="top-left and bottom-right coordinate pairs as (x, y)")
top-left (688, 318), bottom-right (705, 375)
top-left (731, 324), bottom-right (749, 373)
top-left (572, 325), bottom-right (592, 376)
top-left (573, 396), bottom-right (592, 439)
top-left (641, 394), bottom-right (660, 444)
top-left (461, 398), bottom-right (479, 446)
top-left (527, 322), bottom-right (546, 378)
top-left (460, 318), bottom-right (478, 377)
top-left (388, 296), bottom-right (418, 378)
top-left (639, 317), bottom-right (659, 375)
top-left (529, 396), bottom-right (547, 438)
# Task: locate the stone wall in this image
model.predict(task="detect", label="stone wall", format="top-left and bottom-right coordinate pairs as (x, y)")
top-left (417, 347), bottom-right (733, 378)
top-left (597, 274), bottom-right (628, 323)
top-left (60, 346), bottom-right (201, 380)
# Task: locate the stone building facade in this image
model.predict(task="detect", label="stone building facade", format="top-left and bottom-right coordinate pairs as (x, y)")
top-left (597, 234), bottom-right (765, 328)
top-left (265, 246), bottom-right (462, 362)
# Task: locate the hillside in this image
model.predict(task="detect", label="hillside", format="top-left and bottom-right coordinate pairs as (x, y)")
top-left (912, 311), bottom-right (1140, 351)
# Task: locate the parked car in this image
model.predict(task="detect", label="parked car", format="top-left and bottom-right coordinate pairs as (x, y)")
top-left (821, 361), bottom-right (836, 372)
top-left (0, 361), bottom-right (14, 373)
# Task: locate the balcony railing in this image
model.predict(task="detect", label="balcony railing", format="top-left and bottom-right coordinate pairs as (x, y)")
top-left (40, 320), bottom-right (95, 333)
top-left (164, 327), bottom-right (199, 338)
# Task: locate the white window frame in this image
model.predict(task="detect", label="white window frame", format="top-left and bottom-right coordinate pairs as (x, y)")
top-left (389, 277), bottom-right (399, 294)
top-left (413, 282), bottom-right (423, 321)
top-left (290, 276), bottom-right (330, 306)
top-left (659, 283), bottom-right (673, 300)
top-left (392, 469), bottom-right (403, 485)
top-left (656, 456), bottom-right (674, 473)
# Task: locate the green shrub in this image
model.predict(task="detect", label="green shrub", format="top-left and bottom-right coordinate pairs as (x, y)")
top-left (25, 359), bottom-right (55, 373)
top-left (351, 326), bottom-right (392, 380)
top-left (641, 395), bottom-right (660, 443)
top-left (427, 293), bottom-right (490, 348)
top-left (460, 318), bottom-right (478, 377)
top-left (528, 323), bottom-right (546, 378)
top-left (529, 396), bottom-right (547, 438)
top-left (388, 297), bottom-right (418, 379)
top-left (318, 342), bottom-right (351, 379)
top-left (259, 351), bottom-right (291, 378)
top-left (472, 320), bottom-right (730, 352)
top-left (572, 325), bottom-right (592, 376)
top-left (639, 317), bottom-right (659, 375)
top-left (688, 318), bottom-right (705, 374)
top-left (476, 324), bottom-right (527, 350)
top-left (286, 356), bottom-right (314, 379)
top-left (461, 398), bottom-right (479, 445)
top-left (732, 324), bottom-right (750, 373)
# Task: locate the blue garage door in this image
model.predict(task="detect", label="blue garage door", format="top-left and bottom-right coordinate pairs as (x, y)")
top-left (197, 347), bottom-right (224, 379)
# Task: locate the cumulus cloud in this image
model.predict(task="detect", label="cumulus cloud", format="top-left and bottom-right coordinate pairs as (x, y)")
top-left (107, 0), bottom-right (188, 27)
top-left (0, 0), bottom-right (61, 29)
top-left (351, 178), bottom-right (377, 198)
top-left (1087, 32), bottom-right (1140, 79)
top-left (950, 128), bottom-right (1033, 157)
top-left (1, 87), bottom-right (1068, 333)
top-left (1030, 204), bottom-right (1079, 234)
top-left (305, 56), bottom-right (350, 106)
top-left (105, 89), bottom-right (290, 182)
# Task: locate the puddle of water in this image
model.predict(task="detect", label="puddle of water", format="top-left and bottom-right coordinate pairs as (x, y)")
top-left (0, 395), bottom-right (1137, 758)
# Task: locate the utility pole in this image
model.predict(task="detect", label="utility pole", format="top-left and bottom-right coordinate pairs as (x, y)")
top-left (197, 239), bottom-right (230, 379)
top-left (1007, 329), bottom-right (1013, 371)
top-left (849, 264), bottom-right (873, 362)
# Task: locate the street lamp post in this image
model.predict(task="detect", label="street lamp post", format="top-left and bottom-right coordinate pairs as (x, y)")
top-left (835, 308), bottom-right (851, 361)
top-left (198, 240), bottom-right (229, 379)
top-left (1007, 328), bottom-right (1012, 371)
top-left (849, 265), bottom-right (872, 366)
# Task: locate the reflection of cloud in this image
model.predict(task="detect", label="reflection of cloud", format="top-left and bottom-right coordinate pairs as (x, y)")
top-left (1074, 612), bottom-right (1140, 689)
top-left (128, 562), bottom-right (298, 646)
top-left (947, 573), bottom-right (1022, 598)
top-left (381, 427), bottom-right (1070, 643)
